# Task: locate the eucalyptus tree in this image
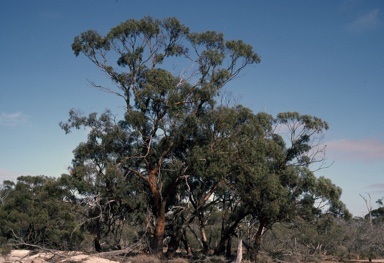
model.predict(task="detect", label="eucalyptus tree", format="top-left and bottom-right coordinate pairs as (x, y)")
top-left (222, 111), bottom-right (351, 261)
top-left (59, 111), bottom-right (147, 250)
top-left (62, 16), bottom-right (260, 256)
top-left (213, 107), bottom-right (278, 256)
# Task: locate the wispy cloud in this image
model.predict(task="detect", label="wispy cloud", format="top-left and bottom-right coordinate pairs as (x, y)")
top-left (327, 138), bottom-right (384, 162)
top-left (0, 112), bottom-right (28, 126)
top-left (367, 183), bottom-right (384, 190)
top-left (347, 9), bottom-right (382, 33)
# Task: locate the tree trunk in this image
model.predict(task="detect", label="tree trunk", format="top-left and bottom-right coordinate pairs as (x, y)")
top-left (226, 237), bottom-right (232, 258)
top-left (215, 237), bottom-right (227, 255)
top-left (214, 216), bottom-right (243, 255)
top-left (147, 167), bottom-right (166, 257)
top-left (199, 214), bottom-right (209, 254)
top-left (182, 229), bottom-right (192, 255)
top-left (249, 224), bottom-right (265, 262)
top-left (235, 239), bottom-right (243, 263)
top-left (167, 226), bottom-right (183, 257)
top-left (214, 205), bottom-right (250, 256)
top-left (152, 200), bottom-right (166, 257)
top-left (166, 210), bottom-right (198, 256)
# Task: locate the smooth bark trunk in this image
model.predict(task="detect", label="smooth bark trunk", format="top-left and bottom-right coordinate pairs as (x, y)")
top-left (199, 215), bottom-right (209, 254)
top-left (235, 239), bottom-right (242, 263)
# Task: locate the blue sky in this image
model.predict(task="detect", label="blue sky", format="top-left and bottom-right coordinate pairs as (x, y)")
top-left (0, 0), bottom-right (383, 217)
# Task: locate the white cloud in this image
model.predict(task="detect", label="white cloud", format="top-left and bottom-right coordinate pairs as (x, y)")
top-left (347, 9), bottom-right (382, 33)
top-left (0, 112), bottom-right (28, 126)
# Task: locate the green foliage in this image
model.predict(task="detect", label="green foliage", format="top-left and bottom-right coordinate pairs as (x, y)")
top-left (63, 16), bottom-right (351, 262)
top-left (64, 16), bottom-right (261, 255)
top-left (59, 111), bottom-right (148, 248)
top-left (0, 176), bottom-right (83, 250)
top-left (0, 15), bottom-right (360, 262)
top-left (211, 111), bottom-right (350, 261)
top-left (366, 207), bottom-right (384, 221)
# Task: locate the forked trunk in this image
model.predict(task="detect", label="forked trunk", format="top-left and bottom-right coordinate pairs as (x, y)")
top-left (249, 223), bottom-right (265, 262)
top-left (168, 228), bottom-right (192, 255)
top-left (167, 226), bottom-right (183, 257)
top-left (214, 215), bottom-right (244, 255)
top-left (167, 212), bottom-right (197, 256)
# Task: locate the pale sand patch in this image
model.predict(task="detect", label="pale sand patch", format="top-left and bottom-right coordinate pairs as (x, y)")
top-left (0, 250), bottom-right (120, 263)
top-left (56, 254), bottom-right (120, 263)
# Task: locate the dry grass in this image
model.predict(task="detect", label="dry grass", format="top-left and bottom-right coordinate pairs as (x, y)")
top-left (167, 258), bottom-right (190, 263)
top-left (125, 254), bottom-right (161, 263)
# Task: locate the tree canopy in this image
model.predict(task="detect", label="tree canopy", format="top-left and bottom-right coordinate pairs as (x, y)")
top-left (57, 16), bottom-right (350, 261)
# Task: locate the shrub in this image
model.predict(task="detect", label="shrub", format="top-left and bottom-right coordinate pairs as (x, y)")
top-left (0, 245), bottom-right (12, 256)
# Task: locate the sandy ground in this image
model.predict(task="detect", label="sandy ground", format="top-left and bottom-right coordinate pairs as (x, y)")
top-left (0, 250), bottom-right (119, 263)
